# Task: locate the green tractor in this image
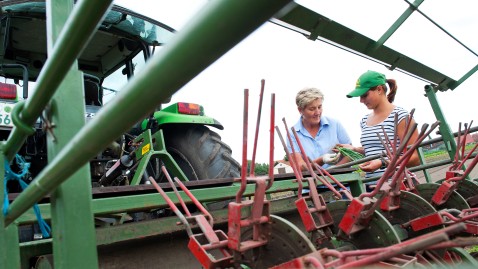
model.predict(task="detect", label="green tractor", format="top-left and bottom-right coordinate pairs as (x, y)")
top-left (0, 1), bottom-right (240, 189)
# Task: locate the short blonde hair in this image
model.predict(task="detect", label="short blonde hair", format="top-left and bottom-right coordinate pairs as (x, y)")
top-left (296, 87), bottom-right (324, 110)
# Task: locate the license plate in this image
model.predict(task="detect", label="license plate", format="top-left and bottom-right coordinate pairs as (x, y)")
top-left (0, 102), bottom-right (14, 128)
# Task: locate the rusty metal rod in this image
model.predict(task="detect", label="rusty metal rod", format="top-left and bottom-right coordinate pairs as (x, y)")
top-left (291, 127), bottom-right (342, 199)
top-left (173, 177), bottom-right (214, 227)
top-left (334, 223), bottom-right (466, 269)
top-left (311, 162), bottom-right (353, 200)
top-left (447, 152), bottom-right (478, 183)
top-left (360, 121), bottom-right (439, 219)
top-left (148, 176), bottom-right (192, 236)
top-left (249, 80), bottom-right (265, 176)
top-left (237, 88), bottom-right (249, 203)
top-left (275, 126), bottom-right (304, 197)
top-left (281, 118), bottom-right (305, 196)
top-left (161, 165), bottom-right (191, 216)
top-left (359, 121), bottom-right (419, 200)
top-left (267, 93), bottom-right (275, 190)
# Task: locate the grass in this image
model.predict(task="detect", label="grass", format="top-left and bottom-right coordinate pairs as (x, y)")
top-left (422, 142), bottom-right (476, 162)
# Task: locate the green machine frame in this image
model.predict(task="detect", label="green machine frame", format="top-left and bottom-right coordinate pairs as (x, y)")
top-left (1, 0), bottom-right (477, 268)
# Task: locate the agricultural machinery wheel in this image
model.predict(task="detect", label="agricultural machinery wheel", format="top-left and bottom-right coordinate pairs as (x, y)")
top-left (162, 124), bottom-right (241, 181)
top-left (239, 215), bottom-right (316, 268)
top-left (436, 179), bottom-right (478, 206)
top-left (322, 200), bottom-right (400, 250)
top-left (455, 180), bottom-right (478, 207)
top-left (445, 247), bottom-right (478, 266)
top-left (378, 191), bottom-right (442, 240)
top-left (415, 183), bottom-right (470, 211)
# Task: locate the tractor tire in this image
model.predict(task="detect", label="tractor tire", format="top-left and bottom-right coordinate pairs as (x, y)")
top-left (162, 124), bottom-right (241, 181)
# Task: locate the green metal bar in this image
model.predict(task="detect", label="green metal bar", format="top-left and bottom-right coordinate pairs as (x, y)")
top-left (5, 224), bottom-right (20, 269)
top-left (3, 0), bottom-right (114, 161)
top-left (273, 3), bottom-right (457, 91)
top-left (404, 0), bottom-right (478, 59)
top-left (449, 63), bottom-right (478, 90)
top-left (424, 85), bottom-right (461, 167)
top-left (0, 147), bottom-right (6, 268)
top-left (16, 172), bottom-right (364, 224)
top-left (129, 129), bottom-right (188, 185)
top-left (95, 196), bottom-right (296, 246)
top-left (4, 0), bottom-right (292, 226)
top-left (151, 129), bottom-right (189, 181)
top-left (0, 151), bottom-right (19, 267)
top-left (20, 196), bottom-right (298, 263)
top-left (348, 178), bottom-right (365, 196)
top-left (46, 1), bottom-right (99, 268)
top-left (374, 0), bottom-right (424, 48)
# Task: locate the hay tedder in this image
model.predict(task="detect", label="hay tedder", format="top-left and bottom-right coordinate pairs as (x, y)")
top-left (1, 0), bottom-right (478, 268)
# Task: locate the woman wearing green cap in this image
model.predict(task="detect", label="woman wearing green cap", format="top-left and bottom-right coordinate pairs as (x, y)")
top-left (341, 70), bottom-right (420, 179)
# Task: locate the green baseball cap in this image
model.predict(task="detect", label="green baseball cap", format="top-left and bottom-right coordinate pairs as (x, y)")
top-left (346, 70), bottom-right (386, 98)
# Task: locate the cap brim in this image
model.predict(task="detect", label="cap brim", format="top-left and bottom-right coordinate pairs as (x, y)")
top-left (346, 87), bottom-right (369, 98)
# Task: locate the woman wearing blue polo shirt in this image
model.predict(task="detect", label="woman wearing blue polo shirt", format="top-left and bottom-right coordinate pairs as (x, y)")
top-left (287, 87), bottom-right (352, 170)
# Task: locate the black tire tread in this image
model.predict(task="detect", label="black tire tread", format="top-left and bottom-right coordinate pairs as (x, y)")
top-left (162, 124), bottom-right (240, 181)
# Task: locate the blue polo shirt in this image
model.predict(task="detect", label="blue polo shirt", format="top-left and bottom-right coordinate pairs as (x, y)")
top-left (286, 116), bottom-right (351, 168)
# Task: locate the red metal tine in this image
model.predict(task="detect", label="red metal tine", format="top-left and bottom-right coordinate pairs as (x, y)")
top-left (456, 143), bottom-right (478, 172)
top-left (392, 112), bottom-right (399, 156)
top-left (236, 88), bottom-right (249, 203)
top-left (455, 121), bottom-right (475, 170)
top-left (280, 118), bottom-right (304, 196)
top-left (359, 121), bottom-right (419, 200)
top-left (281, 118), bottom-right (302, 175)
top-left (461, 122), bottom-right (471, 163)
top-left (426, 237), bottom-right (478, 250)
top-left (446, 152), bottom-right (478, 183)
top-left (461, 120), bottom-right (473, 157)
top-left (275, 126), bottom-right (304, 197)
top-left (397, 122), bottom-right (439, 165)
top-left (303, 257), bottom-right (325, 269)
top-left (335, 223), bottom-right (466, 269)
top-left (311, 162), bottom-right (353, 200)
top-left (148, 176), bottom-right (193, 236)
top-left (160, 165), bottom-right (191, 216)
top-left (453, 122), bottom-right (463, 170)
top-left (290, 126), bottom-right (342, 198)
top-left (358, 123), bottom-right (439, 221)
top-left (402, 109), bottom-right (415, 154)
top-left (377, 126), bottom-right (394, 161)
top-left (360, 121), bottom-right (438, 201)
top-left (404, 109), bottom-right (415, 136)
top-left (249, 79), bottom-right (265, 176)
top-left (266, 93), bottom-right (275, 190)
top-left (173, 176), bottom-right (215, 227)
top-left (438, 209), bottom-right (478, 223)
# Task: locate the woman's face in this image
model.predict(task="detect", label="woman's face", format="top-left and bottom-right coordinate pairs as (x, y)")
top-left (300, 98), bottom-right (322, 125)
top-left (359, 86), bottom-right (380, 109)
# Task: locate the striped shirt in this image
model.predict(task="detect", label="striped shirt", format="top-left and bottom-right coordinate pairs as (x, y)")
top-left (360, 106), bottom-right (408, 178)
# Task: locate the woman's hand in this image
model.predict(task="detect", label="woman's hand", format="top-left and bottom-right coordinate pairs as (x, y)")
top-left (336, 143), bottom-right (354, 150)
top-left (358, 159), bottom-right (382, 172)
top-left (335, 144), bottom-right (365, 155)
top-left (323, 153), bottom-right (341, 164)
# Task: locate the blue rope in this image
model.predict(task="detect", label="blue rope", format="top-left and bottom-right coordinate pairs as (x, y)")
top-left (3, 154), bottom-right (51, 238)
